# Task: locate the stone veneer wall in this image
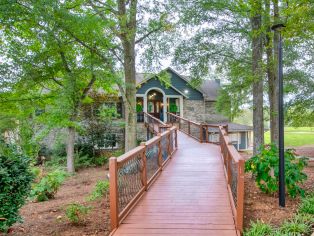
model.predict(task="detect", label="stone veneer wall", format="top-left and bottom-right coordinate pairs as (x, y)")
top-left (204, 101), bottom-right (229, 123)
top-left (182, 100), bottom-right (229, 123)
top-left (183, 100), bottom-right (206, 123)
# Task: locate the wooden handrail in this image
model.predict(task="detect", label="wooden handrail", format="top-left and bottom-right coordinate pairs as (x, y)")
top-left (109, 126), bottom-right (178, 231)
top-left (166, 112), bottom-right (245, 233)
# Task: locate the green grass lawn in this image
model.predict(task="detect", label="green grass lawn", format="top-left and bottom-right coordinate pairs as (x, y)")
top-left (265, 127), bottom-right (314, 147)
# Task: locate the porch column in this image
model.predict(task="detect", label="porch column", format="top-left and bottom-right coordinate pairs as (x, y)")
top-left (163, 95), bottom-right (167, 122)
top-left (179, 96), bottom-right (183, 117)
top-left (143, 95), bottom-right (147, 113)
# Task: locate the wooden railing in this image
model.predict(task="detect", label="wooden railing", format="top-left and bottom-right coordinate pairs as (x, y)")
top-left (167, 112), bottom-right (225, 143)
top-left (144, 112), bottom-right (170, 135)
top-left (167, 112), bottom-right (245, 232)
top-left (109, 126), bottom-right (178, 231)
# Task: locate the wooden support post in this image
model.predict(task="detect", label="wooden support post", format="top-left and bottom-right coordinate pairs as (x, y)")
top-left (140, 143), bottom-right (148, 191)
top-left (109, 157), bottom-right (119, 230)
top-left (236, 159), bottom-right (245, 232)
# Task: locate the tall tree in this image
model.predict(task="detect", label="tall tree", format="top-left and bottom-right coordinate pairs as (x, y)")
top-left (250, 0), bottom-right (265, 154)
top-left (0, 1), bottom-right (116, 172)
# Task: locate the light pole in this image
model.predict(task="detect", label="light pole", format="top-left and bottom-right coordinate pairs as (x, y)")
top-left (271, 23), bottom-right (286, 207)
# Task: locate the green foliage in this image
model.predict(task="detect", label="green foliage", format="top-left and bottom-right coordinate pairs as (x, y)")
top-left (136, 104), bottom-right (143, 113)
top-left (87, 180), bottom-right (109, 202)
top-left (169, 104), bottom-right (178, 113)
top-left (244, 220), bottom-right (273, 236)
top-left (299, 194), bottom-right (314, 215)
top-left (279, 217), bottom-right (312, 235)
top-left (65, 203), bottom-right (91, 224)
top-left (30, 169), bottom-right (68, 202)
top-left (245, 144), bottom-right (308, 197)
top-left (0, 145), bottom-right (34, 232)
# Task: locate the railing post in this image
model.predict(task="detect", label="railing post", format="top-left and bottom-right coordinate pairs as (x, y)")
top-left (237, 159), bottom-right (245, 232)
top-left (188, 121), bottom-right (191, 135)
top-left (109, 157), bottom-right (119, 230)
top-left (200, 124), bottom-right (203, 143)
top-left (140, 143), bottom-right (148, 191)
top-left (179, 118), bottom-right (181, 130)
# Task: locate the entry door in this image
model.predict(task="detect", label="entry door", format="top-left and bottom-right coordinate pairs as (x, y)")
top-left (148, 101), bottom-right (161, 119)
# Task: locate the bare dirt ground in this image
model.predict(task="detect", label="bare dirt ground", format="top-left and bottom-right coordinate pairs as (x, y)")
top-left (7, 167), bottom-right (110, 236)
top-left (242, 145), bottom-right (314, 229)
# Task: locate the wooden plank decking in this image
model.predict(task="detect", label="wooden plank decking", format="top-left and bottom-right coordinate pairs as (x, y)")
top-left (111, 131), bottom-right (237, 236)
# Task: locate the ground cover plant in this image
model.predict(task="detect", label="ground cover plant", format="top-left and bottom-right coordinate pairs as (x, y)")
top-left (244, 193), bottom-right (314, 236)
top-left (245, 144), bottom-right (308, 197)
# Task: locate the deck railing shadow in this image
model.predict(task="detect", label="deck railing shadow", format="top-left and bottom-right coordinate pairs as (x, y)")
top-left (167, 112), bottom-right (245, 232)
top-left (109, 116), bottom-right (177, 231)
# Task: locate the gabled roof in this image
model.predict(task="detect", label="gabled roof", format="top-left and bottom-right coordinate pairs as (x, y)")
top-left (136, 67), bottom-right (220, 101)
top-left (207, 122), bottom-right (253, 132)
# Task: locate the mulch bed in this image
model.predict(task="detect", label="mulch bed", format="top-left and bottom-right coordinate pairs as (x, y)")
top-left (243, 145), bottom-right (314, 230)
top-left (5, 167), bottom-right (111, 236)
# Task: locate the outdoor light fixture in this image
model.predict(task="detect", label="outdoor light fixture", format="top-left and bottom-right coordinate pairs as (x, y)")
top-left (184, 89), bottom-right (189, 94)
top-left (271, 23), bottom-right (286, 208)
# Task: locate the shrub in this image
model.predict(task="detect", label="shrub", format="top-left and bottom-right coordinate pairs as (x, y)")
top-left (244, 220), bottom-right (273, 236)
top-left (30, 169), bottom-right (68, 202)
top-left (87, 180), bottom-right (109, 201)
top-left (0, 152), bottom-right (34, 232)
top-left (245, 144), bottom-right (308, 197)
top-left (65, 203), bottom-right (91, 224)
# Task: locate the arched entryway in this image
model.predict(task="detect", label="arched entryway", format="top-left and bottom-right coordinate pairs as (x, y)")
top-left (147, 89), bottom-right (165, 121)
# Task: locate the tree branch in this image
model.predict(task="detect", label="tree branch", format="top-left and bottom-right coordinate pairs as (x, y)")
top-left (135, 25), bottom-right (163, 44)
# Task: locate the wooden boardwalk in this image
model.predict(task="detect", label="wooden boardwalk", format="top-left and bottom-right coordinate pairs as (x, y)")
top-left (111, 131), bottom-right (238, 236)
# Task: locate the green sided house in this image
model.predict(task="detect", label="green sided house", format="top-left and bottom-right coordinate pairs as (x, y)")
top-left (114, 67), bottom-right (253, 151)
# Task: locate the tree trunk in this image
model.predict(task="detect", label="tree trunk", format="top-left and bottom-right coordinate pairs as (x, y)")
top-left (251, 1), bottom-right (264, 154)
top-left (123, 42), bottom-right (137, 151)
top-left (269, 0), bottom-right (280, 144)
top-left (66, 126), bottom-right (75, 173)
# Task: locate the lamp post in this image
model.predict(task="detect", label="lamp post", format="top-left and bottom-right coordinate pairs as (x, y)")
top-left (271, 23), bottom-right (286, 207)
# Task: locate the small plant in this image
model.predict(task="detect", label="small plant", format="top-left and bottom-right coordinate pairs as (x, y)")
top-left (245, 144), bottom-right (308, 197)
top-left (244, 220), bottom-right (273, 236)
top-left (299, 194), bottom-right (314, 214)
top-left (87, 180), bottom-right (109, 201)
top-left (30, 169), bottom-right (68, 202)
top-left (65, 203), bottom-right (91, 224)
top-left (0, 148), bottom-right (34, 232)
top-left (279, 217), bottom-right (311, 235)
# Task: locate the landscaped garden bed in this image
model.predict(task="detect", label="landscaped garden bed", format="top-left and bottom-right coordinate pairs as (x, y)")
top-left (4, 167), bottom-right (110, 236)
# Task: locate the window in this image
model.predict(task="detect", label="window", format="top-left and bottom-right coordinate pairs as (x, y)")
top-left (94, 134), bottom-right (118, 150)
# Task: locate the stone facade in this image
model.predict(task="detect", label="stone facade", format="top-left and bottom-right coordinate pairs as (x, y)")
top-left (203, 101), bottom-right (228, 123)
top-left (183, 100), bottom-right (205, 123)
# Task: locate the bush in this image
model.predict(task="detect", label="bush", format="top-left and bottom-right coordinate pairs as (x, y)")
top-left (0, 153), bottom-right (34, 232)
top-left (30, 169), bottom-right (68, 202)
top-left (65, 203), bottom-right (91, 224)
top-left (245, 144), bottom-right (308, 197)
top-left (87, 180), bottom-right (109, 201)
